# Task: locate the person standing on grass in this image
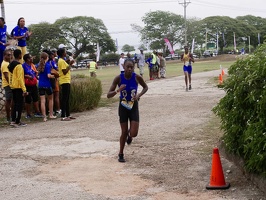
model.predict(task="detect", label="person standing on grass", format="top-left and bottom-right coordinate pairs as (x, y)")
top-left (87, 58), bottom-right (98, 77)
top-left (158, 52), bottom-right (166, 78)
top-left (8, 49), bottom-right (28, 127)
top-left (37, 52), bottom-right (57, 122)
top-left (137, 48), bottom-right (145, 77)
top-left (107, 59), bottom-right (148, 163)
top-left (180, 46), bottom-right (194, 91)
top-left (57, 48), bottom-right (75, 121)
top-left (118, 53), bottom-right (125, 73)
top-left (1, 49), bottom-right (13, 123)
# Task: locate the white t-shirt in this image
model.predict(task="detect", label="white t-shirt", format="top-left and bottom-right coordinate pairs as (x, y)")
top-left (119, 57), bottom-right (125, 72)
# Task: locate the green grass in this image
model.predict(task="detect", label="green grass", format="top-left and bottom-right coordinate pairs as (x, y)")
top-left (71, 58), bottom-right (236, 95)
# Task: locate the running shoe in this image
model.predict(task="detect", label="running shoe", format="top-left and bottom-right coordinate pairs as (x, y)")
top-left (118, 153), bottom-right (125, 162)
top-left (189, 85), bottom-right (192, 90)
top-left (126, 130), bottom-right (132, 145)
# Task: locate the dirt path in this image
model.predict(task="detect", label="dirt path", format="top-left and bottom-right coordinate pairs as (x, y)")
top-left (0, 70), bottom-right (265, 200)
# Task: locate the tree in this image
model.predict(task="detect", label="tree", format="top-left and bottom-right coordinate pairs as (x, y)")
top-left (199, 16), bottom-right (257, 52)
top-left (121, 44), bottom-right (135, 52)
top-left (186, 17), bottom-right (204, 50)
top-left (236, 15), bottom-right (266, 45)
top-left (27, 22), bottom-right (62, 57)
top-left (138, 44), bottom-right (148, 51)
top-left (132, 11), bottom-right (184, 52)
top-left (54, 16), bottom-right (116, 58)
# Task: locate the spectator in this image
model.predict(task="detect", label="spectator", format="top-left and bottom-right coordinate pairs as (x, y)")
top-left (158, 52), bottom-right (166, 78)
top-left (0, 17), bottom-right (9, 68)
top-left (150, 51), bottom-right (158, 80)
top-left (8, 49), bottom-right (28, 127)
top-left (22, 53), bottom-right (42, 118)
top-left (12, 17), bottom-right (32, 63)
top-left (49, 49), bottom-right (61, 116)
top-left (87, 58), bottom-right (98, 77)
top-left (137, 49), bottom-right (145, 77)
top-left (118, 53), bottom-right (125, 73)
top-left (57, 48), bottom-right (75, 121)
top-left (1, 49), bottom-right (13, 123)
top-left (145, 54), bottom-right (153, 80)
top-left (37, 52), bottom-right (57, 122)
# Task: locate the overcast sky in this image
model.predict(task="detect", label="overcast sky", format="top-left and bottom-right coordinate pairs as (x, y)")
top-left (3, 0), bottom-right (266, 52)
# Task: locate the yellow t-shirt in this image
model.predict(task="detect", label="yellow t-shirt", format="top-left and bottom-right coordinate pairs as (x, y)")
top-left (89, 61), bottom-right (97, 73)
top-left (9, 63), bottom-right (26, 92)
top-left (1, 60), bottom-right (10, 88)
top-left (58, 58), bottom-right (71, 85)
top-left (183, 53), bottom-right (191, 66)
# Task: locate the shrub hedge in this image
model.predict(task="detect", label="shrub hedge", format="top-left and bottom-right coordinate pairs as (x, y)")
top-left (213, 44), bottom-right (266, 176)
top-left (69, 75), bottom-right (102, 112)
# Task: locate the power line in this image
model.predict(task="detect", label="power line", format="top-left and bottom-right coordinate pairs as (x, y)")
top-left (5, 0), bottom-right (178, 5)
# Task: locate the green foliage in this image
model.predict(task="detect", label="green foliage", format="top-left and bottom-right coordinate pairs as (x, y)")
top-left (28, 16), bottom-right (115, 59)
top-left (132, 10), bottom-right (184, 52)
top-left (213, 43), bottom-right (266, 176)
top-left (55, 16), bottom-right (116, 58)
top-left (69, 75), bottom-right (102, 112)
top-left (28, 22), bottom-right (63, 59)
top-left (121, 44), bottom-right (135, 52)
top-left (100, 53), bottom-right (119, 64)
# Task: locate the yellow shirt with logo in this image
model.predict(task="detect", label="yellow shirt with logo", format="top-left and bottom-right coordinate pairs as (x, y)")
top-left (1, 60), bottom-right (10, 88)
top-left (9, 64), bottom-right (26, 92)
top-left (58, 58), bottom-right (71, 85)
top-left (183, 53), bottom-right (192, 66)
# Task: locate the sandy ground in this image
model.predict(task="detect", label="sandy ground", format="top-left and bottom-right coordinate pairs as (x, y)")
top-left (0, 70), bottom-right (265, 200)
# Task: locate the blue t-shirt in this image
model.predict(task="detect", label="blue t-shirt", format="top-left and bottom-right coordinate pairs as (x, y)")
top-left (12, 26), bottom-right (29, 47)
top-left (38, 62), bottom-right (52, 88)
top-left (22, 63), bottom-right (37, 78)
top-left (48, 60), bottom-right (58, 70)
top-left (0, 25), bottom-right (7, 50)
top-left (119, 72), bottom-right (138, 101)
top-left (145, 57), bottom-right (152, 69)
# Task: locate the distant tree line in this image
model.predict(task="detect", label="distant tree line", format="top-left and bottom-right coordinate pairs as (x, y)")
top-left (27, 13), bottom-right (266, 63)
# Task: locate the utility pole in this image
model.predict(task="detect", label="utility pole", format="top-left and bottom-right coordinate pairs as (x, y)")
top-left (0, 0), bottom-right (5, 19)
top-left (179, 0), bottom-right (191, 46)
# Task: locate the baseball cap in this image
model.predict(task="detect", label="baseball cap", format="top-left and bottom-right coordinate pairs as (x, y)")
top-left (58, 44), bottom-right (66, 49)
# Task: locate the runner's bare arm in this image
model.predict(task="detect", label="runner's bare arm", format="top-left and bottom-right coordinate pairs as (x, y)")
top-left (135, 75), bottom-right (148, 100)
top-left (107, 75), bottom-right (121, 98)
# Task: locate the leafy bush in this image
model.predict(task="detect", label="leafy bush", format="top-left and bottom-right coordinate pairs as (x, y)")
top-left (213, 44), bottom-right (266, 176)
top-left (69, 75), bottom-right (102, 112)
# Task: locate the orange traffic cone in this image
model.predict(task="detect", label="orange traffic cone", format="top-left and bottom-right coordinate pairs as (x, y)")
top-left (206, 148), bottom-right (230, 190)
top-left (219, 74), bottom-right (223, 84)
top-left (221, 68), bottom-right (225, 76)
